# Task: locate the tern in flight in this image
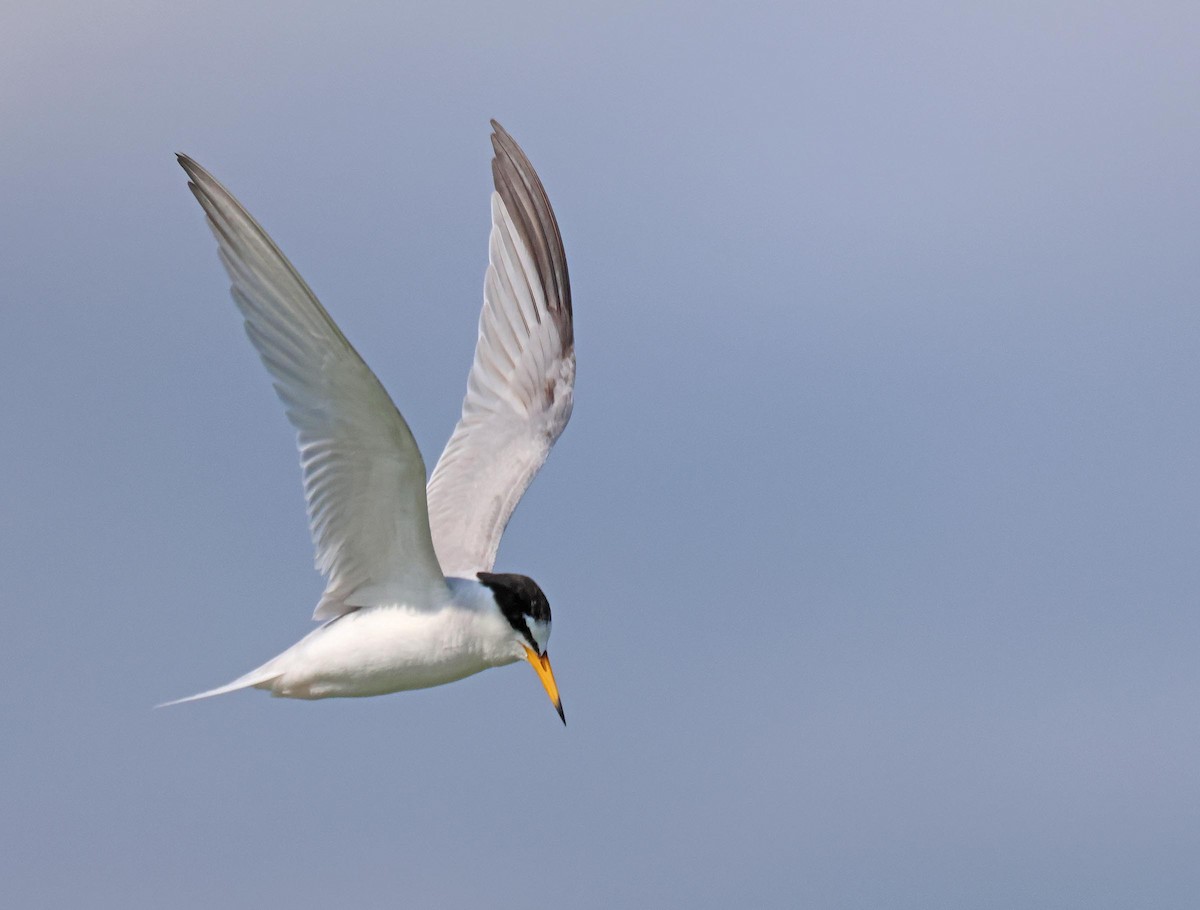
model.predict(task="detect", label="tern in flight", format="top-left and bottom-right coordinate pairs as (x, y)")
top-left (164, 122), bottom-right (574, 723)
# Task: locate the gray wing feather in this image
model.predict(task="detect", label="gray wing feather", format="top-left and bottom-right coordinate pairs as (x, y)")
top-left (179, 155), bottom-right (448, 619)
top-left (426, 122), bottom-right (576, 577)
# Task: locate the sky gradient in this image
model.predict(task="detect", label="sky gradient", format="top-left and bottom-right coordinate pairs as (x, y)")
top-left (2, 2), bottom-right (1198, 907)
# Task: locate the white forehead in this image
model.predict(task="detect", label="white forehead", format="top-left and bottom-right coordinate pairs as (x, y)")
top-left (527, 616), bottom-right (552, 654)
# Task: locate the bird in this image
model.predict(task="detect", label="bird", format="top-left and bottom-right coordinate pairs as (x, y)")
top-left (163, 121), bottom-right (574, 724)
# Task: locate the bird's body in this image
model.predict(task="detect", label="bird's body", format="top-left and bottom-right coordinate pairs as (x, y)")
top-left (166, 122), bottom-right (573, 722)
top-left (188, 579), bottom-right (519, 702)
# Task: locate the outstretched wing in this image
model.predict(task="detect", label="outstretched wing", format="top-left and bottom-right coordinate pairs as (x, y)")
top-left (426, 121), bottom-right (575, 578)
top-left (179, 155), bottom-right (448, 620)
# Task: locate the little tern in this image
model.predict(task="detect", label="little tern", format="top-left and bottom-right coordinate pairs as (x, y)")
top-left (164, 122), bottom-right (574, 723)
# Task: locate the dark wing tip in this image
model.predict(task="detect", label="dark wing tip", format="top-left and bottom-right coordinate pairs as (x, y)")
top-left (176, 155), bottom-right (216, 202)
top-left (177, 152), bottom-right (208, 175)
top-left (487, 121), bottom-right (574, 346)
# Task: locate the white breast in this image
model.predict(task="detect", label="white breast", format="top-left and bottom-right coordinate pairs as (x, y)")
top-left (259, 582), bottom-right (518, 699)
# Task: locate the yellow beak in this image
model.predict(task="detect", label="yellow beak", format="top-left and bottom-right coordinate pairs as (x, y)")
top-left (522, 644), bottom-right (565, 725)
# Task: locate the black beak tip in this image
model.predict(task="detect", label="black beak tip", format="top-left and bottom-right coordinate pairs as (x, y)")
top-left (555, 702), bottom-right (566, 726)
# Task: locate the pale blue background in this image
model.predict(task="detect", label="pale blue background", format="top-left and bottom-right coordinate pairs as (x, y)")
top-left (2, 2), bottom-right (1198, 907)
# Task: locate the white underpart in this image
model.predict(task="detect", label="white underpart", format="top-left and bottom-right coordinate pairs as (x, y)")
top-left (161, 579), bottom-right (525, 703)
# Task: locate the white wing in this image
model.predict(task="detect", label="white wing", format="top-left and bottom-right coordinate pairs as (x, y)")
top-left (427, 122), bottom-right (575, 577)
top-left (179, 155), bottom-right (448, 620)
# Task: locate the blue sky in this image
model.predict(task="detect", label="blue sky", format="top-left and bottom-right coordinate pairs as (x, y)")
top-left (2, 2), bottom-right (1198, 907)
